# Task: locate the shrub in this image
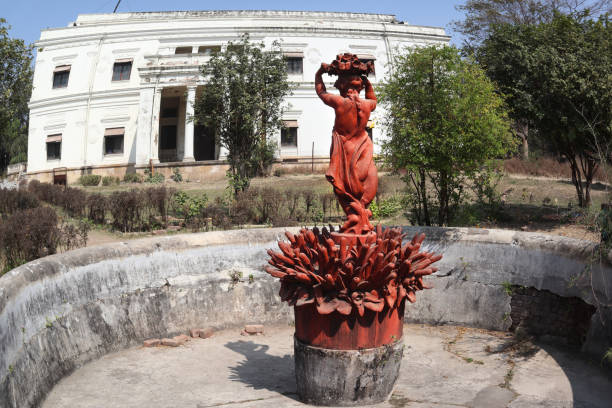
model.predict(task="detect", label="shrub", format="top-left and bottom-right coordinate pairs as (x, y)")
top-left (28, 180), bottom-right (63, 205)
top-left (0, 207), bottom-right (59, 273)
top-left (101, 176), bottom-right (120, 186)
top-left (57, 219), bottom-right (90, 252)
top-left (0, 188), bottom-right (40, 216)
top-left (86, 193), bottom-right (107, 224)
top-left (108, 190), bottom-right (146, 232)
top-left (144, 168), bottom-right (165, 183)
top-left (202, 200), bottom-right (232, 230)
top-left (370, 195), bottom-right (403, 220)
top-left (61, 187), bottom-right (87, 218)
top-left (146, 186), bottom-right (175, 227)
top-left (123, 173), bottom-right (143, 183)
top-left (230, 189), bottom-right (257, 225)
top-left (173, 191), bottom-right (208, 228)
top-left (146, 173), bottom-right (164, 183)
top-left (171, 167), bottom-right (183, 182)
top-left (78, 175), bottom-right (101, 186)
top-left (252, 187), bottom-right (286, 224)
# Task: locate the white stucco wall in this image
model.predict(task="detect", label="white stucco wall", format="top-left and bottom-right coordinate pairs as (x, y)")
top-left (27, 10), bottom-right (449, 174)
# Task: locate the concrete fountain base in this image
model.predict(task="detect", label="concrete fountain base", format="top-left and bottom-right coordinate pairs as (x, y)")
top-left (42, 324), bottom-right (612, 408)
top-left (294, 337), bottom-right (404, 406)
top-left (3, 227), bottom-right (612, 406)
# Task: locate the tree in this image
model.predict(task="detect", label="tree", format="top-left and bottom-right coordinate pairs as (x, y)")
top-left (194, 34), bottom-right (291, 194)
top-left (479, 13), bottom-right (611, 207)
top-left (453, 0), bottom-right (610, 50)
top-left (0, 18), bottom-right (33, 172)
top-left (379, 46), bottom-right (515, 226)
top-left (453, 1), bottom-right (610, 159)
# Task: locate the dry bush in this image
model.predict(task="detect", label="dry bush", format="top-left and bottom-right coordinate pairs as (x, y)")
top-left (231, 189), bottom-right (258, 225)
top-left (146, 186), bottom-right (175, 227)
top-left (0, 188), bottom-right (40, 216)
top-left (203, 200), bottom-right (232, 230)
top-left (252, 187), bottom-right (287, 224)
top-left (28, 180), bottom-right (64, 205)
top-left (0, 207), bottom-right (59, 272)
top-left (57, 219), bottom-right (90, 252)
top-left (86, 193), bottom-right (107, 224)
top-left (108, 190), bottom-right (146, 232)
top-left (504, 157), bottom-right (606, 181)
top-left (61, 187), bottom-right (87, 217)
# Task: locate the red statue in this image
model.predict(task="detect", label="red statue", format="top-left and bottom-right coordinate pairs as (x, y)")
top-left (265, 54), bottom-right (443, 351)
top-left (316, 53), bottom-right (378, 235)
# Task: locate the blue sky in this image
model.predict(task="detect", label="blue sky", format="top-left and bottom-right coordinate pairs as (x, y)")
top-left (2, 1), bottom-right (466, 46)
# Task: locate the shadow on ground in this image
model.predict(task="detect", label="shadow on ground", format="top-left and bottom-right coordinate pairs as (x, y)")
top-left (225, 340), bottom-right (299, 400)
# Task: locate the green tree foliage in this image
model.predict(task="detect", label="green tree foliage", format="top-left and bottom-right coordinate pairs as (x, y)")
top-left (194, 34), bottom-right (291, 194)
top-left (479, 13), bottom-right (611, 207)
top-left (0, 18), bottom-right (33, 172)
top-left (379, 45), bottom-right (515, 226)
top-left (453, 0), bottom-right (610, 51)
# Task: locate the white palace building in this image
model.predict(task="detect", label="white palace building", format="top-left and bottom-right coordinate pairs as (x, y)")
top-left (26, 10), bottom-right (449, 183)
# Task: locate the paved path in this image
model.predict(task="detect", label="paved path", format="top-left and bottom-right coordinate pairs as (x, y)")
top-left (42, 324), bottom-right (611, 408)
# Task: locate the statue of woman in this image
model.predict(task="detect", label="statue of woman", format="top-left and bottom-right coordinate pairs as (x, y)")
top-left (315, 54), bottom-right (378, 235)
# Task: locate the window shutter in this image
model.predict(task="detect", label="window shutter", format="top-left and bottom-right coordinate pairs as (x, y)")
top-left (104, 127), bottom-right (125, 136)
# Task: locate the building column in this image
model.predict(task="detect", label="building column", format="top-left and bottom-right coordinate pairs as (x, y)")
top-left (150, 87), bottom-right (162, 164)
top-left (183, 86), bottom-right (196, 162)
top-left (135, 87), bottom-right (154, 165)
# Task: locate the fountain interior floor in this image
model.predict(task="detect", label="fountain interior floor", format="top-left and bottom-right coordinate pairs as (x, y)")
top-left (42, 324), bottom-right (612, 408)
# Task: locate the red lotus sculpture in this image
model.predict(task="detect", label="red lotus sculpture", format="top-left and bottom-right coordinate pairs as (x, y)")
top-left (265, 53), bottom-right (442, 351)
top-left (266, 225), bottom-right (441, 348)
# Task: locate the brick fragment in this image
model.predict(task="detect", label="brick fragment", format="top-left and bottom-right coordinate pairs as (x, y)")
top-left (161, 338), bottom-right (180, 347)
top-left (143, 338), bottom-right (160, 347)
top-left (244, 324), bottom-right (264, 334)
top-left (174, 334), bottom-right (190, 344)
top-left (190, 328), bottom-right (201, 338)
top-left (199, 327), bottom-right (214, 339)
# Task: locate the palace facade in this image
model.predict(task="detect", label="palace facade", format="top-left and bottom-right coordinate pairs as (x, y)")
top-left (27, 10), bottom-right (448, 183)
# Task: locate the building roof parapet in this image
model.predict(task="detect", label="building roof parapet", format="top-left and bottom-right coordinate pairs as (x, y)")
top-left (74, 10), bottom-right (398, 25)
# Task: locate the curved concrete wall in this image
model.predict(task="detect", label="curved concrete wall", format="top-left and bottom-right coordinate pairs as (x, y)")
top-left (0, 227), bottom-right (610, 407)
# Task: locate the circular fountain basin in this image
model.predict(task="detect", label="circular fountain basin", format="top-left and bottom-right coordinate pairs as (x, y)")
top-left (0, 227), bottom-right (611, 407)
top-left (42, 324), bottom-right (611, 408)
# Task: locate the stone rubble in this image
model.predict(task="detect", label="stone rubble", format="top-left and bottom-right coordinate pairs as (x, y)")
top-left (145, 328), bottom-right (215, 348)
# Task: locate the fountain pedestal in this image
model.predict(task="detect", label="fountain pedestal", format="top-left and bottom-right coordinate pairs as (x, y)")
top-left (294, 336), bottom-right (404, 406)
top-left (293, 303), bottom-right (405, 405)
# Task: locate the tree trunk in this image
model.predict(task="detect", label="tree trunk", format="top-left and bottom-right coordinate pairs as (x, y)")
top-left (515, 121), bottom-right (529, 160)
top-left (420, 169), bottom-right (431, 226)
top-left (580, 154), bottom-right (596, 208)
top-left (567, 155), bottom-right (585, 207)
top-left (437, 171), bottom-right (449, 226)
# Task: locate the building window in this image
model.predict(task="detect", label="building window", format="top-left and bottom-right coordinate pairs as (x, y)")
top-left (112, 60), bottom-right (132, 81)
top-left (52, 65), bottom-right (71, 88)
top-left (46, 135), bottom-right (62, 160)
top-left (104, 128), bottom-right (124, 155)
top-left (281, 121), bottom-right (298, 147)
top-left (198, 45), bottom-right (221, 55)
top-left (284, 53), bottom-right (304, 75)
top-left (175, 46), bottom-right (192, 54)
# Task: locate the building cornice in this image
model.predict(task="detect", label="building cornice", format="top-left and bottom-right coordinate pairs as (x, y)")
top-left (37, 26), bottom-right (449, 50)
top-left (73, 10), bottom-right (399, 25)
